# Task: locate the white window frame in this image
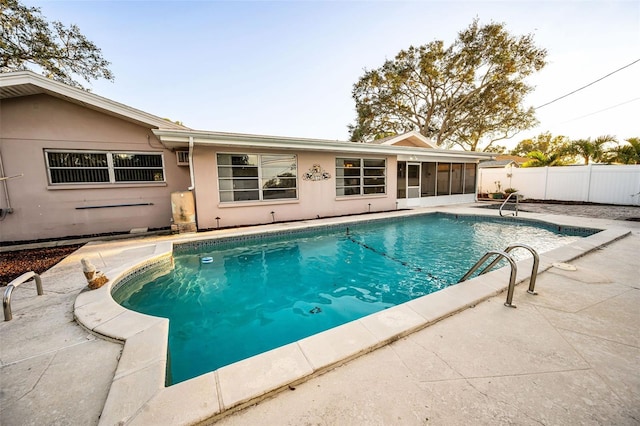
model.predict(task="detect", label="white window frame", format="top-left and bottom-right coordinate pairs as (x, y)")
top-left (336, 157), bottom-right (386, 197)
top-left (45, 149), bottom-right (165, 185)
top-left (216, 153), bottom-right (298, 203)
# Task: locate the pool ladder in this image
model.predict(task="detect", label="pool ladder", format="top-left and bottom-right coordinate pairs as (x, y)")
top-left (459, 243), bottom-right (539, 308)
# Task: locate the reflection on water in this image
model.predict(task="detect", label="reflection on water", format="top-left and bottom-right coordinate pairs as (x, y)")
top-left (116, 214), bottom-right (592, 384)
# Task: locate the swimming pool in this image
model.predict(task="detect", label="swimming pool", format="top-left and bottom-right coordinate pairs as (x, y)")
top-left (113, 213), bottom-right (597, 384)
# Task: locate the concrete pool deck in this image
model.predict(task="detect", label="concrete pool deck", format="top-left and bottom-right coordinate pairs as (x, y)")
top-left (1, 204), bottom-right (639, 425)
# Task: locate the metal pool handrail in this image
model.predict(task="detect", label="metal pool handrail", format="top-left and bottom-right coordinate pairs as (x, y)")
top-left (499, 192), bottom-right (519, 217)
top-left (3, 271), bottom-right (43, 321)
top-left (459, 250), bottom-right (518, 307)
top-left (477, 243), bottom-right (540, 295)
top-left (459, 244), bottom-right (540, 308)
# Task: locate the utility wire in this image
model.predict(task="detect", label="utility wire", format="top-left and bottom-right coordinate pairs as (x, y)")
top-left (556, 97), bottom-right (640, 124)
top-left (535, 58), bottom-right (640, 110)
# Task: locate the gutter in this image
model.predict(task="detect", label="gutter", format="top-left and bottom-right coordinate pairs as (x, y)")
top-left (153, 129), bottom-right (495, 161)
top-left (0, 149), bottom-right (14, 217)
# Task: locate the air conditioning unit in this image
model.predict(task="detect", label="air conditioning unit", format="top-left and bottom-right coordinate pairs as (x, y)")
top-left (176, 151), bottom-right (189, 166)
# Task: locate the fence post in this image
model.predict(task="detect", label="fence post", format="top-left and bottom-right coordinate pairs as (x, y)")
top-left (586, 164), bottom-right (593, 202)
top-left (543, 166), bottom-right (549, 200)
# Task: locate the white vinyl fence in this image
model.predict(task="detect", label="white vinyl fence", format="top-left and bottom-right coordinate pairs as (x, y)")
top-left (478, 165), bottom-right (640, 206)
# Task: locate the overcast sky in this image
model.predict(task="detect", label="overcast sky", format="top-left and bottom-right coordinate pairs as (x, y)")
top-left (25, 0), bottom-right (640, 149)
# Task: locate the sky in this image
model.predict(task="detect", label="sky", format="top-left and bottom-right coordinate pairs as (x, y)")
top-left (23, 0), bottom-right (640, 150)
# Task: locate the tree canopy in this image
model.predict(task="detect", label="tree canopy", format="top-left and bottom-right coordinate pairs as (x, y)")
top-left (348, 19), bottom-right (547, 151)
top-left (513, 133), bottom-right (640, 166)
top-left (1, 0), bottom-right (113, 89)
top-left (510, 132), bottom-right (569, 157)
top-left (609, 137), bottom-right (640, 164)
top-left (522, 150), bottom-right (571, 167)
top-left (565, 135), bottom-right (617, 165)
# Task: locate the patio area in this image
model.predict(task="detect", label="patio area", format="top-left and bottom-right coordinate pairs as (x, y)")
top-left (1, 204), bottom-right (638, 425)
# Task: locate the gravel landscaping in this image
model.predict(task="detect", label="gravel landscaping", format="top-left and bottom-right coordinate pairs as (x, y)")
top-left (0, 245), bottom-right (83, 286)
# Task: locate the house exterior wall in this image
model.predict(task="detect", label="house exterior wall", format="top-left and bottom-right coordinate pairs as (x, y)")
top-left (191, 146), bottom-right (398, 229)
top-left (397, 194), bottom-right (476, 209)
top-left (0, 94), bottom-right (191, 242)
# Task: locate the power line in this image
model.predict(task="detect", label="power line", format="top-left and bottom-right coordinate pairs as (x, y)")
top-left (535, 58), bottom-right (640, 110)
top-left (556, 97), bottom-right (640, 124)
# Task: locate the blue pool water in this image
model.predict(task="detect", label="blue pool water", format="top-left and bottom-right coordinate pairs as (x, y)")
top-left (114, 213), bottom-right (597, 384)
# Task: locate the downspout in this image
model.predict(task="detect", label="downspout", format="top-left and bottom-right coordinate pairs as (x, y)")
top-left (475, 161), bottom-right (480, 202)
top-left (0, 149), bottom-right (13, 214)
top-left (188, 136), bottom-right (195, 191)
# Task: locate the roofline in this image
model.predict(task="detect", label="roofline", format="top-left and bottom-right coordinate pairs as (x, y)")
top-left (379, 130), bottom-right (438, 148)
top-left (153, 129), bottom-right (494, 160)
top-left (0, 71), bottom-right (188, 130)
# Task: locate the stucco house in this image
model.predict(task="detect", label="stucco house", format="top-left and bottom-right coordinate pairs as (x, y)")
top-left (0, 71), bottom-right (492, 243)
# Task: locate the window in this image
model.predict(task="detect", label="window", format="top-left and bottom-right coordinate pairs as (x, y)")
top-left (397, 161), bottom-right (406, 198)
top-left (421, 162), bottom-right (436, 196)
top-left (398, 161), bottom-right (477, 198)
top-left (464, 163), bottom-right (476, 193)
top-left (436, 163), bottom-right (451, 196)
top-left (217, 153), bottom-right (297, 202)
top-left (451, 163), bottom-right (464, 195)
top-left (336, 158), bottom-right (386, 196)
top-left (45, 150), bottom-right (164, 184)
top-left (112, 153), bottom-right (165, 182)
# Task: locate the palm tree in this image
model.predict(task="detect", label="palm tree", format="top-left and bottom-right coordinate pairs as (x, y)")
top-left (608, 137), bottom-right (640, 164)
top-left (510, 132), bottom-right (569, 157)
top-left (566, 135), bottom-right (617, 164)
top-left (522, 150), bottom-right (571, 167)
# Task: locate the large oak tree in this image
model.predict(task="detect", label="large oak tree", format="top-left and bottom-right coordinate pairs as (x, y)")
top-left (1, 0), bottom-right (113, 89)
top-left (348, 19), bottom-right (547, 151)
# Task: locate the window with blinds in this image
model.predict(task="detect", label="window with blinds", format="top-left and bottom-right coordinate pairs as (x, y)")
top-left (45, 150), bottom-right (165, 184)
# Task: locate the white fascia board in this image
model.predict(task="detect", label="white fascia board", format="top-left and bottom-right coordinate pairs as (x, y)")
top-left (153, 129), bottom-right (493, 161)
top-left (0, 71), bottom-right (187, 130)
top-left (381, 130), bottom-right (437, 148)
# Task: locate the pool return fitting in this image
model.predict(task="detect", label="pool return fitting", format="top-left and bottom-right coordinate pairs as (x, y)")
top-left (459, 243), bottom-right (540, 308)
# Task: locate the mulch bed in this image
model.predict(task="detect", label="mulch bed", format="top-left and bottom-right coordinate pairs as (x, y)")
top-left (0, 245), bottom-right (83, 286)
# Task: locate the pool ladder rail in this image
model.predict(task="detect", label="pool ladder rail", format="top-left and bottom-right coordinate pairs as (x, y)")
top-left (3, 271), bottom-right (43, 321)
top-left (499, 191), bottom-right (519, 217)
top-left (459, 243), bottom-right (539, 308)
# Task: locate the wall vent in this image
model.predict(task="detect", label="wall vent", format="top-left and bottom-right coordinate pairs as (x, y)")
top-left (176, 151), bottom-right (189, 166)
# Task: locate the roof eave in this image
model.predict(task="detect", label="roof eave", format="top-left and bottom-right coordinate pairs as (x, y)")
top-left (379, 130), bottom-right (437, 148)
top-left (0, 71), bottom-right (188, 131)
top-left (153, 129), bottom-right (494, 160)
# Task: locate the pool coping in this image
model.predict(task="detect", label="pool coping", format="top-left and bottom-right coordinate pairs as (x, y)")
top-left (72, 207), bottom-right (631, 425)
